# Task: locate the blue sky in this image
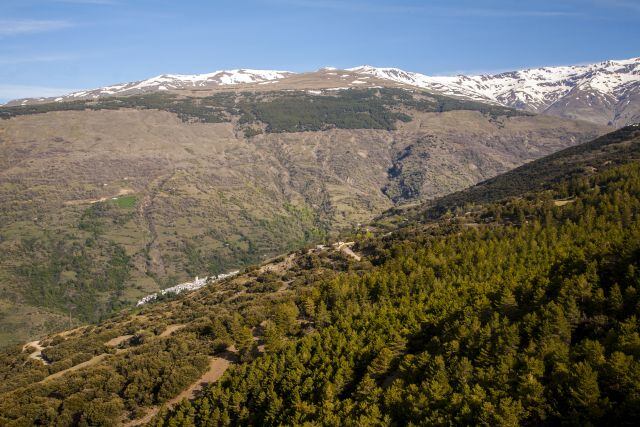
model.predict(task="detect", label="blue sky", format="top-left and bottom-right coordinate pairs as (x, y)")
top-left (0, 0), bottom-right (638, 103)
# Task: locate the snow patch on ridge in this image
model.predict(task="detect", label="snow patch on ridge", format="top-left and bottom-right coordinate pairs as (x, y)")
top-left (12, 69), bottom-right (293, 106)
top-left (349, 57), bottom-right (640, 112)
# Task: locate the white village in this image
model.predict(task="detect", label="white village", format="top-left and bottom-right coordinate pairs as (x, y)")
top-left (136, 270), bottom-right (239, 306)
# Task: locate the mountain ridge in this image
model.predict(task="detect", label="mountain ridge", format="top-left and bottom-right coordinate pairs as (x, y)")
top-left (4, 69), bottom-right (294, 106)
top-left (350, 57), bottom-right (640, 126)
top-left (6, 56), bottom-right (640, 127)
top-left (350, 57), bottom-right (640, 108)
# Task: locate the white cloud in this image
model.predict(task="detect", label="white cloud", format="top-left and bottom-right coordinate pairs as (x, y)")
top-left (0, 54), bottom-right (77, 65)
top-left (266, 0), bottom-right (421, 12)
top-left (0, 84), bottom-right (78, 104)
top-left (449, 9), bottom-right (580, 17)
top-left (0, 20), bottom-right (74, 36)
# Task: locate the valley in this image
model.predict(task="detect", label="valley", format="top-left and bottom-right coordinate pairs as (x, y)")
top-left (0, 87), bottom-right (605, 347)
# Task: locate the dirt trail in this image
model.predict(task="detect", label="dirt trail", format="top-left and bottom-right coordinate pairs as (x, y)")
top-left (169, 355), bottom-right (232, 403)
top-left (57, 326), bottom-right (87, 337)
top-left (334, 241), bottom-right (362, 261)
top-left (123, 408), bottom-right (157, 427)
top-left (32, 324), bottom-right (187, 387)
top-left (64, 188), bottom-right (134, 206)
top-left (123, 353), bottom-right (235, 426)
top-left (40, 354), bottom-right (108, 383)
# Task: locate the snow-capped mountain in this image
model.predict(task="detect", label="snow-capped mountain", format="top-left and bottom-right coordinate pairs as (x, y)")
top-left (8, 69), bottom-right (293, 106)
top-left (5, 57), bottom-right (640, 126)
top-left (349, 57), bottom-right (640, 126)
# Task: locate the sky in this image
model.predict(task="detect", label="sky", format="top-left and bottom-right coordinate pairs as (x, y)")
top-left (0, 0), bottom-right (639, 103)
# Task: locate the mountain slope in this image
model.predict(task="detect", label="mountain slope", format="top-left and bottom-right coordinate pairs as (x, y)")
top-left (0, 88), bottom-right (605, 346)
top-left (351, 57), bottom-right (640, 127)
top-left (0, 126), bottom-right (639, 425)
top-left (420, 123), bottom-right (640, 216)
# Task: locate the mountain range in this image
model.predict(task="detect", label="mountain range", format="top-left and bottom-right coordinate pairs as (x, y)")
top-left (7, 56), bottom-right (640, 127)
top-left (1, 50), bottom-right (640, 425)
top-left (2, 56), bottom-right (640, 350)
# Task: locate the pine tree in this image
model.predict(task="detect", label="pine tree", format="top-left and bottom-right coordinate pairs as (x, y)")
top-left (367, 348), bottom-right (394, 379)
top-left (263, 321), bottom-right (284, 353)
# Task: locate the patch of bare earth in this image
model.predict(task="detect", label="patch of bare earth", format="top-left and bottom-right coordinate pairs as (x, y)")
top-left (105, 335), bottom-right (133, 347)
top-left (23, 340), bottom-right (50, 365)
top-left (64, 187), bottom-right (135, 206)
top-left (554, 198), bottom-right (576, 207)
top-left (334, 241), bottom-right (362, 261)
top-left (159, 324), bottom-right (186, 338)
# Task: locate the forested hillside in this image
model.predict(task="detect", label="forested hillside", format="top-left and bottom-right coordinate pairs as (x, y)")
top-left (156, 126), bottom-right (640, 425)
top-left (0, 126), bottom-right (638, 425)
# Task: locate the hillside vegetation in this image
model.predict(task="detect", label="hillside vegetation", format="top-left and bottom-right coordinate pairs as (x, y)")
top-left (0, 89), bottom-right (526, 131)
top-left (0, 126), bottom-right (638, 425)
top-left (0, 88), bottom-right (604, 346)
